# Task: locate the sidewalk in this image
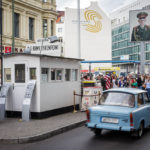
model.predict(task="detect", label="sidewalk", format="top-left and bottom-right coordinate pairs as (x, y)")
top-left (0, 111), bottom-right (86, 144)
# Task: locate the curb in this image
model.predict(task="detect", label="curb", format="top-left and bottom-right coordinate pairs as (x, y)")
top-left (0, 120), bottom-right (86, 144)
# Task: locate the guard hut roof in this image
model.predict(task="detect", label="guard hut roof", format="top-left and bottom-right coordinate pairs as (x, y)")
top-left (3, 53), bottom-right (84, 61)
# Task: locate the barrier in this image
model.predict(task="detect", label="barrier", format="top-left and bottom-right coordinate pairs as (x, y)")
top-left (73, 90), bottom-right (101, 112)
top-left (0, 83), bottom-right (11, 120)
top-left (22, 80), bottom-right (36, 121)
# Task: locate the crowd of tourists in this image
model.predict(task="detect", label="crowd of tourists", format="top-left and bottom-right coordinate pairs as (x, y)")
top-left (95, 73), bottom-right (150, 97)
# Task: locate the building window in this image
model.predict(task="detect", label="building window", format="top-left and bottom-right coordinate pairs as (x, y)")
top-left (41, 68), bottom-right (49, 82)
top-left (58, 28), bottom-right (62, 33)
top-left (30, 68), bottom-right (36, 80)
top-left (4, 68), bottom-right (11, 82)
top-left (51, 0), bottom-right (54, 4)
top-left (56, 69), bottom-right (62, 80)
top-left (72, 69), bottom-right (78, 81)
top-left (51, 20), bottom-right (54, 36)
top-left (15, 64), bottom-right (25, 83)
top-left (65, 69), bottom-right (71, 81)
top-left (29, 17), bottom-right (34, 41)
top-left (43, 19), bottom-right (48, 38)
top-left (14, 13), bottom-right (19, 38)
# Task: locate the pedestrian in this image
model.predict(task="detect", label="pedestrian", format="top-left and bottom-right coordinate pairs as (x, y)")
top-left (137, 74), bottom-right (142, 89)
top-left (100, 74), bottom-right (106, 91)
top-left (145, 77), bottom-right (150, 98)
top-left (112, 75), bottom-right (118, 88)
top-left (131, 78), bottom-right (138, 88)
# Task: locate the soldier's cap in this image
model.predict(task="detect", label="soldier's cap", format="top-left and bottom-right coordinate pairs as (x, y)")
top-left (137, 12), bottom-right (148, 19)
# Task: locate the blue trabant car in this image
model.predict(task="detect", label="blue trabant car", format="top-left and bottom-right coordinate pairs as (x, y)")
top-left (86, 88), bottom-right (150, 138)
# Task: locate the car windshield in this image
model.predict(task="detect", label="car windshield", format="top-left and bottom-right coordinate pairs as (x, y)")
top-left (101, 92), bottom-right (135, 107)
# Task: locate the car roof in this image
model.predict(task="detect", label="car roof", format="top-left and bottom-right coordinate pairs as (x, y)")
top-left (103, 88), bottom-right (147, 95)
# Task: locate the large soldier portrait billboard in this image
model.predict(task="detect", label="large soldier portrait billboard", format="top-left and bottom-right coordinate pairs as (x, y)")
top-left (130, 10), bottom-right (150, 42)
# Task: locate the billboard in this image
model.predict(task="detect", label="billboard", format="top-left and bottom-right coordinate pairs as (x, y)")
top-left (130, 10), bottom-right (150, 42)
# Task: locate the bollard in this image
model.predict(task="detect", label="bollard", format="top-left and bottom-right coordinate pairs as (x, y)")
top-left (73, 91), bottom-right (77, 113)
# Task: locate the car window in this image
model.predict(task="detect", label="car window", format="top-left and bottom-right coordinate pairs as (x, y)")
top-left (143, 93), bottom-right (149, 104)
top-left (137, 94), bottom-right (144, 107)
top-left (101, 92), bottom-right (135, 107)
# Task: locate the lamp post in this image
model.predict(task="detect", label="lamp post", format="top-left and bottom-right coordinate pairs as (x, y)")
top-left (12, 0), bottom-right (15, 53)
top-left (77, 0), bottom-right (81, 59)
top-left (0, 0), bottom-right (3, 86)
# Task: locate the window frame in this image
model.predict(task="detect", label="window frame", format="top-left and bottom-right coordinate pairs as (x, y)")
top-left (15, 64), bottom-right (25, 83)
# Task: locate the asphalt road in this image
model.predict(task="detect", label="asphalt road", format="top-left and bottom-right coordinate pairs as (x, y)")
top-left (1, 126), bottom-right (150, 150)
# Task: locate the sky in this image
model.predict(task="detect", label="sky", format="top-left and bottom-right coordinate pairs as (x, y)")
top-left (56, 0), bottom-right (137, 13)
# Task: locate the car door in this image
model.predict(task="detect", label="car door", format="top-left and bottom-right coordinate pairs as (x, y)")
top-left (136, 93), bottom-right (149, 127)
top-left (143, 92), bottom-right (150, 125)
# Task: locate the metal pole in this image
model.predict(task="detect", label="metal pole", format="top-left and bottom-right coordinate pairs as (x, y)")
top-left (140, 42), bottom-right (145, 75)
top-left (77, 0), bottom-right (81, 59)
top-left (89, 63), bottom-right (92, 80)
top-left (0, 0), bottom-right (3, 86)
top-left (12, 0), bottom-right (15, 53)
top-left (73, 91), bottom-right (77, 113)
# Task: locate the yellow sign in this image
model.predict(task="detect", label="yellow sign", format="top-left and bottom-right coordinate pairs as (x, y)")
top-left (94, 67), bottom-right (120, 71)
top-left (84, 10), bottom-right (102, 33)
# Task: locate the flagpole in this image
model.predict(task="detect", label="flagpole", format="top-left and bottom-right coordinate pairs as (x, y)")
top-left (77, 0), bottom-right (81, 59)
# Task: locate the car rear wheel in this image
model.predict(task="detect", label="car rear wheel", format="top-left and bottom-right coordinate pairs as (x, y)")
top-left (131, 122), bottom-right (144, 138)
top-left (94, 129), bottom-right (102, 136)
top-left (137, 123), bottom-right (144, 138)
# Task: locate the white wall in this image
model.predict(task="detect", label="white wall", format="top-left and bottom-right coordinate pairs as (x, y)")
top-left (64, 2), bottom-right (112, 69)
top-left (40, 57), bottom-right (81, 112)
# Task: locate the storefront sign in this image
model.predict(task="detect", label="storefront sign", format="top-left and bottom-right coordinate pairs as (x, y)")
top-left (5, 46), bottom-right (11, 53)
top-left (120, 55), bottom-right (129, 60)
top-left (94, 67), bottom-right (120, 71)
top-left (26, 42), bottom-right (61, 56)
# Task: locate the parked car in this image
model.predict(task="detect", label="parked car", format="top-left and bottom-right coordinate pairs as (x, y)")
top-left (86, 88), bottom-right (150, 138)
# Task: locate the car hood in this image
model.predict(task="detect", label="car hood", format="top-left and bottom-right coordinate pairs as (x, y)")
top-left (90, 105), bottom-right (136, 115)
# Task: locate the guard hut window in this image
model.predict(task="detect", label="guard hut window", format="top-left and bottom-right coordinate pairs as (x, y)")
top-left (72, 69), bottom-right (78, 81)
top-left (4, 68), bottom-right (11, 82)
top-left (15, 64), bottom-right (25, 83)
top-left (41, 68), bottom-right (49, 82)
top-left (30, 68), bottom-right (36, 80)
top-left (56, 69), bottom-right (63, 81)
top-left (14, 13), bottom-right (20, 38)
top-left (65, 69), bottom-right (71, 81)
top-left (51, 68), bottom-right (56, 81)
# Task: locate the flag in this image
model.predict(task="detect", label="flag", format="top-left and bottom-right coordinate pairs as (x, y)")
top-left (104, 75), bottom-right (111, 90)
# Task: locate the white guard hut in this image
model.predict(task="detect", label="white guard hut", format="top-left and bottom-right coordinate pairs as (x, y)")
top-left (3, 40), bottom-right (82, 118)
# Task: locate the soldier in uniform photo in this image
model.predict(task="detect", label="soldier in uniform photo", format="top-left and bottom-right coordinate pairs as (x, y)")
top-left (131, 12), bottom-right (150, 41)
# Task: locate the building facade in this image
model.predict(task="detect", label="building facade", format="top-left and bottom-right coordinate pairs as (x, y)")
top-left (111, 0), bottom-right (150, 73)
top-left (1, 0), bottom-right (57, 53)
top-left (64, 2), bottom-right (112, 70)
